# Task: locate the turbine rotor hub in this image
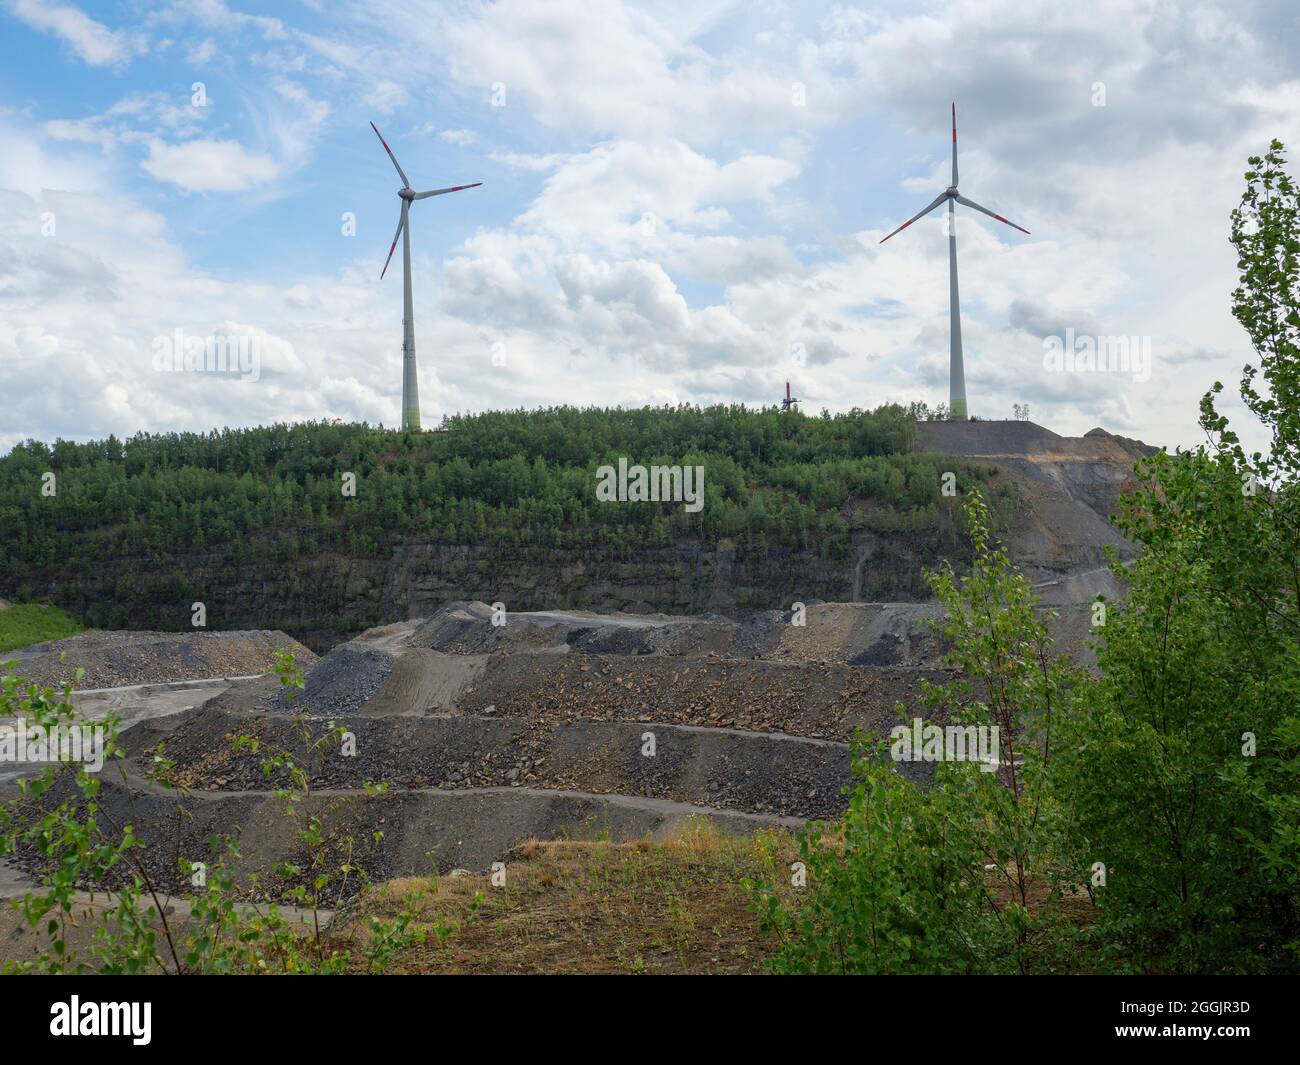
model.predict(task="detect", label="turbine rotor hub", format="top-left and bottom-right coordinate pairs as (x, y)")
top-left (399, 188), bottom-right (415, 201)
top-left (946, 186), bottom-right (958, 197)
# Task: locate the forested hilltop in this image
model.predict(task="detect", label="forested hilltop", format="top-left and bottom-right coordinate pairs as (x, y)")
top-left (0, 404), bottom-right (1010, 648)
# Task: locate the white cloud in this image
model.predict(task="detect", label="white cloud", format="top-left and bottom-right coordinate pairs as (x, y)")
top-left (5, 0), bottom-right (1298, 458)
top-left (6, 0), bottom-right (143, 67)
top-left (157, 0), bottom-right (285, 41)
top-left (441, 0), bottom-right (830, 143)
top-left (43, 116), bottom-right (117, 150)
top-left (364, 79), bottom-right (408, 115)
top-left (438, 129), bottom-right (479, 147)
top-left (41, 91), bottom-right (207, 154)
top-left (489, 151), bottom-right (564, 172)
top-left (0, 183), bottom-right (408, 451)
top-left (186, 37), bottom-right (218, 65)
top-left (509, 139), bottom-right (800, 246)
top-left (267, 79), bottom-right (332, 171)
top-left (140, 138), bottom-right (279, 192)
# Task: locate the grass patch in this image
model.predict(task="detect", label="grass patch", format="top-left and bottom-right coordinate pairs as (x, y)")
top-left (340, 819), bottom-right (800, 974)
top-left (339, 819), bottom-right (1102, 975)
top-left (0, 603), bottom-right (83, 653)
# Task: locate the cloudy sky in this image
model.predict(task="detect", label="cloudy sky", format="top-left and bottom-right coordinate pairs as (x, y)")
top-left (1, 0), bottom-right (1297, 455)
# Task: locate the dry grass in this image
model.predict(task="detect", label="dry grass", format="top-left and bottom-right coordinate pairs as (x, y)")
top-left (340, 823), bottom-right (1101, 975)
top-left (343, 819), bottom-right (800, 974)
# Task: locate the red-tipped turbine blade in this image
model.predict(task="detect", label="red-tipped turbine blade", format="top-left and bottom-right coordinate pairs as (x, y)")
top-left (370, 121), bottom-right (410, 188)
top-left (380, 210), bottom-right (406, 279)
top-left (411, 182), bottom-right (483, 200)
top-left (879, 191), bottom-right (949, 244)
top-left (951, 102), bottom-right (958, 186)
top-left (954, 194), bottom-right (1030, 235)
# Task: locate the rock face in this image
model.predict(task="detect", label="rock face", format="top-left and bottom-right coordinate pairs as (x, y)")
top-left (375, 421), bottom-right (1153, 635)
top-left (374, 537), bottom-right (930, 631)
top-left (12, 421), bottom-right (1154, 652)
top-left (915, 420), bottom-right (1156, 582)
top-left (15, 533), bottom-right (941, 654)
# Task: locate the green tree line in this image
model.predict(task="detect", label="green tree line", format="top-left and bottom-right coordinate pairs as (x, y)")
top-left (0, 403), bottom-right (1005, 595)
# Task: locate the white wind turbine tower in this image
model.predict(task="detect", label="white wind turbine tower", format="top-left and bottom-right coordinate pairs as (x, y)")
top-left (371, 121), bottom-right (482, 431)
top-left (879, 103), bottom-right (1029, 421)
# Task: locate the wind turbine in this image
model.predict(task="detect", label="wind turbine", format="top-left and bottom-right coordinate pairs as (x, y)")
top-left (371, 121), bottom-right (481, 432)
top-left (879, 103), bottom-right (1029, 421)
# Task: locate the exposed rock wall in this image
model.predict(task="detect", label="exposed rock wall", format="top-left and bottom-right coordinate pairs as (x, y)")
top-left (916, 420), bottom-right (1155, 582)
top-left (18, 422), bottom-right (1151, 652)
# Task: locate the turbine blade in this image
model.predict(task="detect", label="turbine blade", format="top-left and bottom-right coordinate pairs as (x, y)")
top-left (954, 194), bottom-right (1030, 235)
top-left (380, 208), bottom-right (406, 280)
top-left (370, 121), bottom-right (410, 188)
top-left (412, 182), bottom-right (483, 200)
top-left (951, 102), bottom-right (958, 186)
top-left (879, 192), bottom-right (949, 244)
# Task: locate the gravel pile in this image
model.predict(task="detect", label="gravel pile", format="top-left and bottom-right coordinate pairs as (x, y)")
top-left (727, 610), bottom-right (787, 658)
top-left (402, 600), bottom-right (971, 667)
top-left (410, 601), bottom-right (573, 654)
top-left (4, 630), bottom-right (317, 690)
top-left (10, 769), bottom-right (794, 893)
top-left (287, 643), bottom-right (395, 714)
top-left (139, 705), bottom-right (868, 820)
top-left (457, 652), bottom-right (952, 743)
top-left (411, 601), bottom-right (741, 657)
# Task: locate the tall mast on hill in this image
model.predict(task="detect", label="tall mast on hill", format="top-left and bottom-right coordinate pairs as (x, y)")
top-left (371, 122), bottom-right (482, 432)
top-left (879, 103), bottom-right (1030, 421)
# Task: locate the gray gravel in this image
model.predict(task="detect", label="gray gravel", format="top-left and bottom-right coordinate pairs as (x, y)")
top-left (286, 643), bottom-right (395, 714)
top-left (129, 704), bottom-right (894, 821)
top-left (4, 630), bottom-right (317, 690)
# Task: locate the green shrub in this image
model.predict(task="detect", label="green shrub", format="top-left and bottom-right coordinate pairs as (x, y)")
top-left (1049, 141), bottom-right (1300, 973)
top-left (755, 142), bottom-right (1300, 976)
top-left (0, 652), bottom-right (424, 974)
top-left (752, 493), bottom-right (1079, 974)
